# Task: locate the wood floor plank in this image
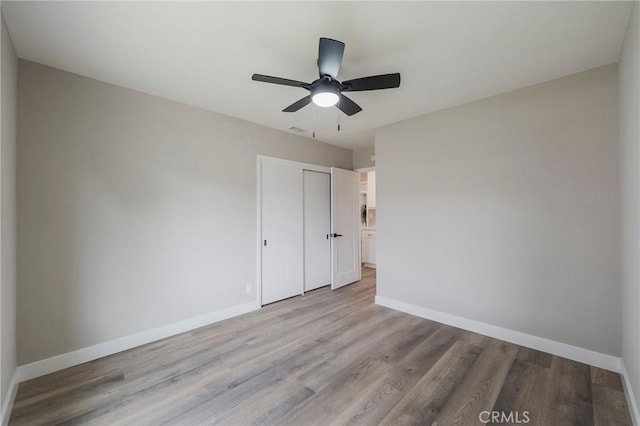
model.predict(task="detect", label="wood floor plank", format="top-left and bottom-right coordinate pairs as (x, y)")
top-left (11, 371), bottom-right (124, 415)
top-left (379, 338), bottom-right (484, 426)
top-left (217, 378), bottom-right (315, 426)
top-left (9, 268), bottom-right (632, 426)
top-left (432, 338), bottom-right (518, 425)
top-left (345, 326), bottom-right (464, 425)
top-left (592, 383), bottom-right (632, 426)
top-left (159, 362), bottom-right (306, 424)
top-left (491, 347), bottom-right (551, 425)
top-left (372, 318), bottom-right (441, 366)
top-left (516, 346), bottom-right (552, 369)
top-left (278, 356), bottom-right (392, 426)
top-left (99, 305), bottom-right (389, 424)
top-left (590, 366), bottom-right (624, 392)
top-left (540, 357), bottom-right (595, 426)
top-left (13, 332), bottom-right (195, 405)
top-left (57, 301), bottom-right (381, 424)
top-left (62, 366), bottom-right (233, 426)
top-left (296, 310), bottom-right (411, 392)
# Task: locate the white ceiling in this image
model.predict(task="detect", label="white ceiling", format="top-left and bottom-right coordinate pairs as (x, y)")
top-left (2, 1), bottom-right (633, 149)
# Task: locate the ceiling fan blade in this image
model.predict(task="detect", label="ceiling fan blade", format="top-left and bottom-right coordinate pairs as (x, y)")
top-left (342, 73), bottom-right (401, 92)
top-left (318, 38), bottom-right (345, 79)
top-left (283, 95), bottom-right (312, 112)
top-left (252, 74), bottom-right (310, 89)
top-left (337, 94), bottom-right (362, 116)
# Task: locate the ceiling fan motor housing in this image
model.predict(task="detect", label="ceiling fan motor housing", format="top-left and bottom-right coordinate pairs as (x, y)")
top-left (311, 78), bottom-right (340, 95)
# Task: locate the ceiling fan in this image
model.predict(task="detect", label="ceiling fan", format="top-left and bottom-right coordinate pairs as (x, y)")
top-left (251, 38), bottom-right (401, 116)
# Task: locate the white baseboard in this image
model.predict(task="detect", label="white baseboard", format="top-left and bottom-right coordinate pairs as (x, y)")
top-left (1, 370), bottom-right (18, 426)
top-left (16, 301), bottom-right (259, 383)
top-left (621, 360), bottom-right (640, 426)
top-left (375, 295), bottom-right (622, 373)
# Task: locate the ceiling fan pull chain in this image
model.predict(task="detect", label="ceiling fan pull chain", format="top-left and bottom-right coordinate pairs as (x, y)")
top-left (313, 105), bottom-right (316, 138)
top-left (337, 108), bottom-right (341, 132)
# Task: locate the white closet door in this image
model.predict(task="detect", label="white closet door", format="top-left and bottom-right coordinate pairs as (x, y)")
top-left (304, 170), bottom-right (331, 291)
top-left (261, 163), bottom-right (303, 305)
top-left (331, 168), bottom-right (361, 289)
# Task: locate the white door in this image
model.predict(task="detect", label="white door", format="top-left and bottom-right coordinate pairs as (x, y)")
top-left (261, 163), bottom-right (304, 304)
top-left (331, 168), bottom-right (361, 289)
top-left (304, 171), bottom-right (331, 291)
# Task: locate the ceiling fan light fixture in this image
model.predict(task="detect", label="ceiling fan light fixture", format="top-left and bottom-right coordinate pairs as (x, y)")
top-left (312, 90), bottom-right (339, 107)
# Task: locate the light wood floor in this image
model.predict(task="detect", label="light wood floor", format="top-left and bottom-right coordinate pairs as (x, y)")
top-left (10, 268), bottom-right (632, 425)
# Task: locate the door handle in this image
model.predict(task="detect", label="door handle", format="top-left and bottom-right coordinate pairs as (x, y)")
top-left (331, 233), bottom-right (343, 238)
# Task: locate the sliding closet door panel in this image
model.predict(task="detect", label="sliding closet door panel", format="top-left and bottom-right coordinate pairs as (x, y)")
top-left (262, 163), bottom-right (303, 305)
top-left (304, 170), bottom-right (331, 291)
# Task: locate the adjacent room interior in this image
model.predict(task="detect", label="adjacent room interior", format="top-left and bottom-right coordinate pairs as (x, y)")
top-left (0, 1), bottom-right (639, 424)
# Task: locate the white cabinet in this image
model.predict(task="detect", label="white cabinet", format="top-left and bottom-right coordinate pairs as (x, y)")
top-left (362, 229), bottom-right (376, 266)
top-left (366, 171), bottom-right (376, 208)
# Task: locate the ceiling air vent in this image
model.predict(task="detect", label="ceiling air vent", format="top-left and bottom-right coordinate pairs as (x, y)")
top-left (288, 126), bottom-right (306, 133)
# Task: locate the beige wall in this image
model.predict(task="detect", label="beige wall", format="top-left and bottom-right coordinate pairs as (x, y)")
top-left (353, 146), bottom-right (375, 170)
top-left (17, 61), bottom-right (352, 364)
top-left (619, 2), bottom-right (640, 415)
top-left (376, 65), bottom-right (620, 356)
top-left (1, 13), bottom-right (18, 416)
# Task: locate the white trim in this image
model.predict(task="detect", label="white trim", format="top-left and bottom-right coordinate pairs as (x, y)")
top-left (256, 156), bottom-right (263, 308)
top-left (16, 301), bottom-right (258, 383)
top-left (354, 166), bottom-right (375, 173)
top-left (375, 295), bottom-right (623, 373)
top-left (621, 360), bottom-right (640, 425)
top-left (1, 370), bottom-right (18, 426)
top-left (257, 155), bottom-right (331, 174)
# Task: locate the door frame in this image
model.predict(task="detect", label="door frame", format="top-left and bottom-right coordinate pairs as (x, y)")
top-left (256, 156), bottom-right (332, 307)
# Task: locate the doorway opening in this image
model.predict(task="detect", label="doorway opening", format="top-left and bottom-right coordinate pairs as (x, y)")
top-left (356, 168), bottom-right (376, 270)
